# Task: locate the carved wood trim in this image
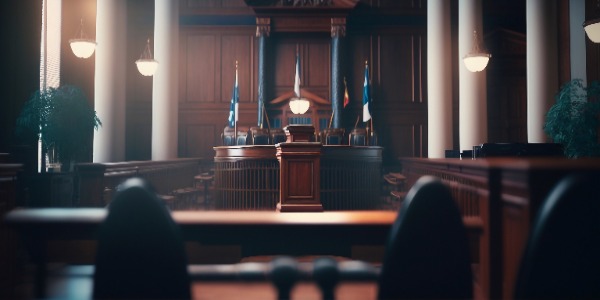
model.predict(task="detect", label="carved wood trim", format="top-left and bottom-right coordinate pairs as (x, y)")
top-left (256, 17), bottom-right (271, 37)
top-left (331, 17), bottom-right (346, 37)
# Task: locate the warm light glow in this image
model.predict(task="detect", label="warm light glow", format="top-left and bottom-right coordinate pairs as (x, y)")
top-left (69, 19), bottom-right (96, 59)
top-left (463, 53), bottom-right (491, 72)
top-left (584, 19), bottom-right (600, 43)
top-left (289, 98), bottom-right (310, 114)
top-left (136, 59), bottom-right (159, 76)
top-left (136, 38), bottom-right (158, 76)
top-left (463, 30), bottom-right (491, 72)
top-left (69, 39), bottom-right (96, 58)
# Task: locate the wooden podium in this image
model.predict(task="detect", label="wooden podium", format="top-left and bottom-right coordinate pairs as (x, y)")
top-left (276, 125), bottom-right (323, 212)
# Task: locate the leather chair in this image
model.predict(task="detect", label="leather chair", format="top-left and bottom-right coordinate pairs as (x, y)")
top-left (222, 126), bottom-right (235, 146)
top-left (249, 126), bottom-right (270, 145)
top-left (513, 175), bottom-right (600, 299)
top-left (270, 128), bottom-right (287, 145)
top-left (236, 126), bottom-right (249, 146)
top-left (93, 177), bottom-right (191, 300)
top-left (377, 175), bottom-right (473, 300)
top-left (348, 128), bottom-right (367, 146)
top-left (321, 128), bottom-right (345, 145)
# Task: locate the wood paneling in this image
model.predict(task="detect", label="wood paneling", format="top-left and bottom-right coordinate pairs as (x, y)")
top-left (183, 125), bottom-right (217, 158)
top-left (183, 34), bottom-right (218, 103)
top-left (486, 29), bottom-right (527, 144)
top-left (221, 34), bottom-right (255, 103)
top-left (378, 33), bottom-right (425, 106)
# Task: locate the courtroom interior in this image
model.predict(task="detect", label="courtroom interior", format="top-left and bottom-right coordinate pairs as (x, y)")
top-left (1, 0), bottom-right (600, 299)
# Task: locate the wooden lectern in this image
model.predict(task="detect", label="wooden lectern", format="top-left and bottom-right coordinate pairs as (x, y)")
top-left (276, 125), bottom-right (323, 212)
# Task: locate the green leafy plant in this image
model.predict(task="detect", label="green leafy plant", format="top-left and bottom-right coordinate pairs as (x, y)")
top-left (544, 79), bottom-right (600, 158)
top-left (16, 85), bottom-right (101, 171)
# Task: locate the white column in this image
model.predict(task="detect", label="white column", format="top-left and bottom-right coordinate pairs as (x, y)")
top-left (527, 0), bottom-right (558, 142)
top-left (427, 0), bottom-right (453, 158)
top-left (152, 0), bottom-right (179, 160)
top-left (459, 0), bottom-right (487, 152)
top-left (93, 0), bottom-right (126, 162)
top-left (570, 0), bottom-right (586, 83)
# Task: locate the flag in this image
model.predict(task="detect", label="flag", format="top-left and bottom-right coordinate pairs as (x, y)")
top-left (343, 77), bottom-right (350, 108)
top-left (228, 62), bottom-right (239, 127)
top-left (294, 53), bottom-right (301, 98)
top-left (362, 63), bottom-right (371, 122)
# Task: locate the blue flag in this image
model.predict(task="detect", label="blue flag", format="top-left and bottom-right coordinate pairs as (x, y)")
top-left (294, 53), bottom-right (301, 98)
top-left (362, 63), bottom-right (371, 122)
top-left (228, 63), bottom-right (239, 127)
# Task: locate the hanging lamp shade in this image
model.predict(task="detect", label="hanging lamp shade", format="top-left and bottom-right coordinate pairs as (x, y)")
top-left (289, 97), bottom-right (310, 114)
top-left (69, 19), bottom-right (96, 59)
top-left (584, 0), bottom-right (600, 43)
top-left (136, 38), bottom-right (159, 76)
top-left (463, 30), bottom-right (491, 72)
top-left (584, 18), bottom-right (600, 43)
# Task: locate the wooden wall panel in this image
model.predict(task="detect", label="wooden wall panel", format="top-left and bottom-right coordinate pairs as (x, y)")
top-left (272, 36), bottom-right (331, 100)
top-left (306, 41), bottom-right (331, 91)
top-left (220, 34), bottom-right (255, 103)
top-left (384, 123), bottom-right (426, 159)
top-left (125, 103), bottom-right (152, 160)
top-left (183, 34), bottom-right (218, 103)
top-left (182, 125), bottom-right (217, 158)
top-left (377, 33), bottom-right (424, 107)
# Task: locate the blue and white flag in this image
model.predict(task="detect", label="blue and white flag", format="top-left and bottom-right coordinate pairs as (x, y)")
top-left (362, 63), bottom-right (371, 122)
top-left (294, 53), bottom-right (301, 98)
top-left (228, 63), bottom-right (239, 127)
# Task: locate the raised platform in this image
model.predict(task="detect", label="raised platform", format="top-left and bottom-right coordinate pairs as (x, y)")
top-left (213, 145), bottom-right (383, 210)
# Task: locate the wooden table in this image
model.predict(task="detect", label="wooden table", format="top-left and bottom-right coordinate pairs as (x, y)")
top-left (4, 209), bottom-right (396, 298)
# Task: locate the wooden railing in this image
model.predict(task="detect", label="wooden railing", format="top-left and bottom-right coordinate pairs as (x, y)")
top-left (399, 157), bottom-right (600, 300)
top-left (0, 164), bottom-right (22, 299)
top-left (75, 158), bottom-right (210, 207)
top-left (4, 209), bottom-right (395, 298)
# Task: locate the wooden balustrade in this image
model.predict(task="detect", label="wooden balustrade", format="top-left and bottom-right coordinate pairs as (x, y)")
top-left (0, 164), bottom-right (23, 299)
top-left (399, 157), bottom-right (600, 300)
top-left (213, 145), bottom-right (383, 210)
top-left (75, 158), bottom-right (209, 207)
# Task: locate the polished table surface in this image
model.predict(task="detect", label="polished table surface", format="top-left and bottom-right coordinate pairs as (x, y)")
top-left (4, 208), bottom-right (397, 245)
top-left (5, 209), bottom-right (396, 298)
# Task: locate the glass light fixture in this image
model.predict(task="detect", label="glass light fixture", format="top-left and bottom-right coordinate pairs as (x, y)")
top-left (584, 19), bottom-right (600, 43)
top-left (463, 30), bottom-right (491, 72)
top-left (136, 38), bottom-right (159, 76)
top-left (584, 1), bottom-right (600, 43)
top-left (289, 97), bottom-right (310, 114)
top-left (69, 19), bottom-right (96, 59)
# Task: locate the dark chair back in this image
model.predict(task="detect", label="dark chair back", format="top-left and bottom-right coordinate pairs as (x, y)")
top-left (222, 126), bottom-right (235, 146)
top-left (93, 177), bottom-right (191, 300)
top-left (377, 175), bottom-right (472, 300)
top-left (349, 128), bottom-right (367, 146)
top-left (513, 175), bottom-right (600, 299)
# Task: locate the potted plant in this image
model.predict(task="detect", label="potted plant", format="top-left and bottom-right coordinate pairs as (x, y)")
top-left (16, 85), bottom-right (101, 172)
top-left (544, 79), bottom-right (600, 158)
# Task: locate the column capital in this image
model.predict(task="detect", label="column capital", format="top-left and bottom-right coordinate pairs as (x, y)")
top-left (331, 17), bottom-right (346, 38)
top-left (256, 17), bottom-right (271, 37)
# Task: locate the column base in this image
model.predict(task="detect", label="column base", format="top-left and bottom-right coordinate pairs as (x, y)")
top-left (277, 203), bottom-right (323, 213)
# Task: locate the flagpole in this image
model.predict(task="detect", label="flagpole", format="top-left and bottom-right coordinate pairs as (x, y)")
top-left (234, 61), bottom-right (238, 145)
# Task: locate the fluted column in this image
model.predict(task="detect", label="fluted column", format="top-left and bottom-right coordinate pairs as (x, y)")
top-left (93, 0), bottom-right (126, 162)
top-left (570, 0), bottom-right (586, 82)
top-left (256, 18), bottom-right (270, 127)
top-left (527, 0), bottom-right (557, 142)
top-left (427, 0), bottom-right (453, 158)
top-left (459, 0), bottom-right (487, 151)
top-left (331, 18), bottom-right (346, 129)
top-left (152, 0), bottom-right (179, 160)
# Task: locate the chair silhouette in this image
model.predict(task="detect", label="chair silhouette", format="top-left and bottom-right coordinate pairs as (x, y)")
top-left (377, 175), bottom-right (473, 300)
top-left (513, 175), bottom-right (600, 300)
top-left (93, 177), bottom-right (191, 300)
